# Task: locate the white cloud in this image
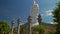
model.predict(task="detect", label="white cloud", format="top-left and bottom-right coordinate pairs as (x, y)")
top-left (50, 22), bottom-right (53, 24)
top-left (46, 10), bottom-right (53, 16)
top-left (50, 22), bottom-right (58, 24)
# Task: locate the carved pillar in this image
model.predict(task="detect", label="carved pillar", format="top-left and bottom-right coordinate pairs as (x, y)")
top-left (28, 16), bottom-right (32, 34)
top-left (11, 19), bottom-right (15, 34)
top-left (17, 17), bottom-right (21, 34)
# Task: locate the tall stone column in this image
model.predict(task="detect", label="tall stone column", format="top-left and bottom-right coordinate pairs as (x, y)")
top-left (28, 16), bottom-right (32, 34)
top-left (17, 17), bottom-right (21, 34)
top-left (11, 19), bottom-right (15, 34)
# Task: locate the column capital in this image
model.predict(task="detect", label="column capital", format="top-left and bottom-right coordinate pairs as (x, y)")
top-left (17, 17), bottom-right (21, 23)
top-left (12, 19), bottom-right (15, 24)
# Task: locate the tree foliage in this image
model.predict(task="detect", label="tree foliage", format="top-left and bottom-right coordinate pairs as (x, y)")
top-left (20, 23), bottom-right (28, 34)
top-left (33, 25), bottom-right (45, 34)
top-left (0, 20), bottom-right (10, 34)
top-left (52, 1), bottom-right (60, 34)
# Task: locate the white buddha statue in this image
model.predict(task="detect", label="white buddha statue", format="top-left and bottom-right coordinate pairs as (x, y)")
top-left (30, 0), bottom-right (39, 27)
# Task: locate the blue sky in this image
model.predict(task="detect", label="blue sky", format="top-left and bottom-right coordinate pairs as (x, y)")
top-left (0, 0), bottom-right (60, 26)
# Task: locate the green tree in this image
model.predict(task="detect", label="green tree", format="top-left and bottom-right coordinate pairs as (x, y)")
top-left (33, 25), bottom-right (45, 34)
top-left (20, 23), bottom-right (28, 34)
top-left (52, 1), bottom-right (60, 34)
top-left (0, 20), bottom-right (10, 34)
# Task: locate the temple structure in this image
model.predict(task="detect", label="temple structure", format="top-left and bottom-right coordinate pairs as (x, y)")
top-left (30, 0), bottom-right (39, 27)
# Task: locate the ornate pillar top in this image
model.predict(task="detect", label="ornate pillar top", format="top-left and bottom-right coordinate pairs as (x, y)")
top-left (28, 16), bottom-right (32, 21)
top-left (17, 17), bottom-right (21, 23)
top-left (12, 19), bottom-right (15, 24)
